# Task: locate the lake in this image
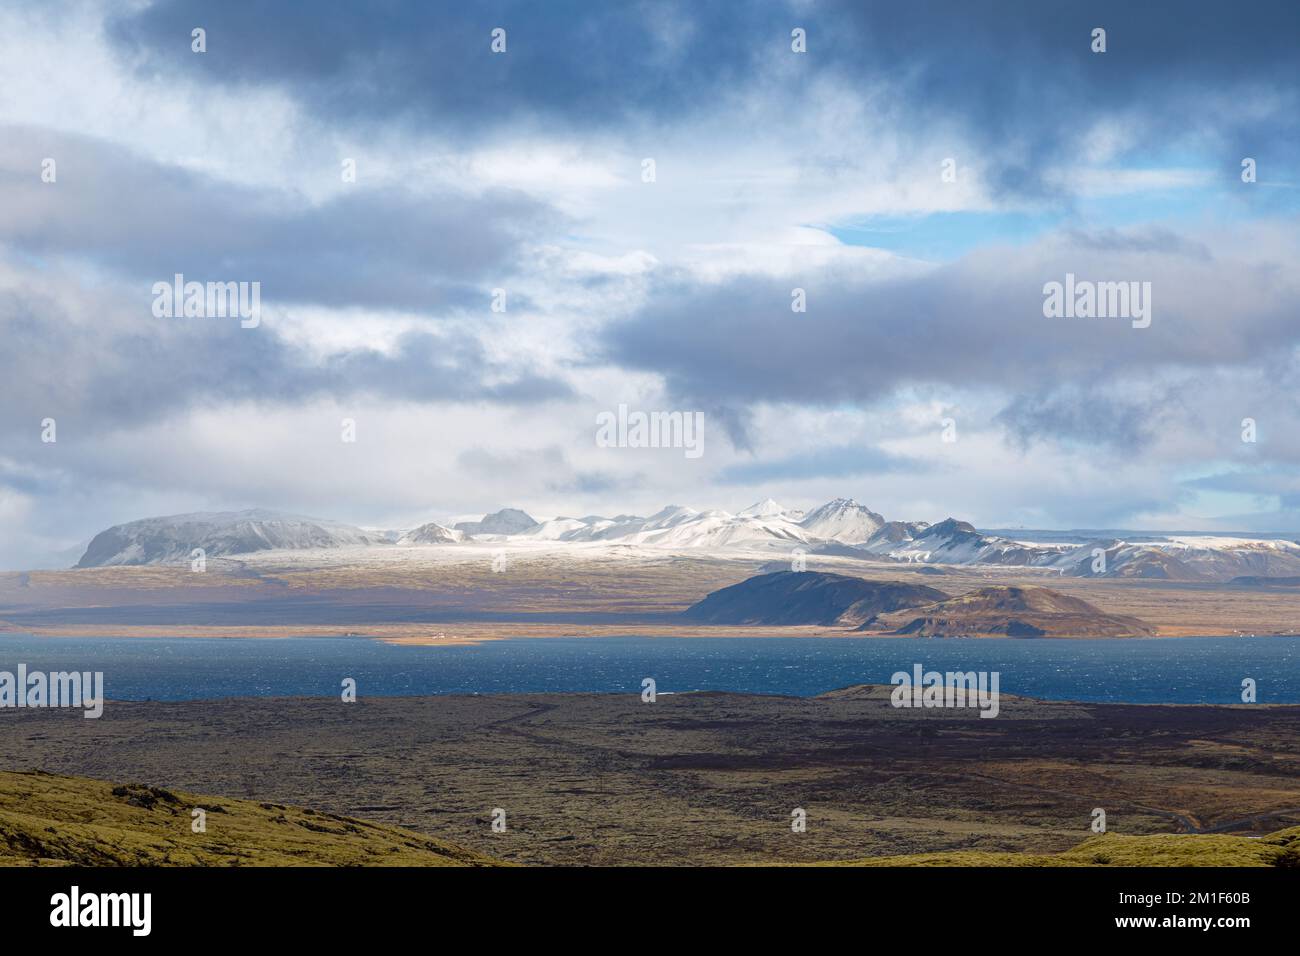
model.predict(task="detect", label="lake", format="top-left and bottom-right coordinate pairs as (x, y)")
top-left (0, 633), bottom-right (1297, 704)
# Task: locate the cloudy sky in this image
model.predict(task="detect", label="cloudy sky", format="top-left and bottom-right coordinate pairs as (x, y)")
top-left (2, 0), bottom-right (1299, 568)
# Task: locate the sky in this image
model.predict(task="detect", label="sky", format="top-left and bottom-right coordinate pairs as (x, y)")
top-left (1, 0), bottom-right (1299, 568)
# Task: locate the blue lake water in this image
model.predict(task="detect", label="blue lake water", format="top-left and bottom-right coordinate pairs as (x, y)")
top-left (0, 634), bottom-right (1297, 704)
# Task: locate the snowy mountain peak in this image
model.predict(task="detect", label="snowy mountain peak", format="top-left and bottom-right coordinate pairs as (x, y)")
top-left (398, 522), bottom-right (464, 545)
top-left (454, 508), bottom-right (539, 536)
top-left (739, 498), bottom-right (788, 518)
top-left (819, 497), bottom-right (860, 509)
top-left (799, 498), bottom-right (886, 544)
top-left (643, 505), bottom-right (699, 528)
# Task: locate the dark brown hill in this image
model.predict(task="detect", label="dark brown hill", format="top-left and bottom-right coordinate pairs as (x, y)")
top-left (871, 585), bottom-right (1155, 637)
top-left (684, 571), bottom-right (947, 626)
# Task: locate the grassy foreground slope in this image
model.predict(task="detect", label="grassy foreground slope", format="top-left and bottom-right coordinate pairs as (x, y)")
top-left (0, 771), bottom-right (501, 867)
top-left (4, 769), bottom-right (1297, 868)
top-left (826, 828), bottom-right (1300, 867)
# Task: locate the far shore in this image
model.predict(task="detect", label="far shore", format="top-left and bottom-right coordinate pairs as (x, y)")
top-left (5, 551), bottom-right (1299, 645)
top-left (0, 620), bottom-right (1262, 644)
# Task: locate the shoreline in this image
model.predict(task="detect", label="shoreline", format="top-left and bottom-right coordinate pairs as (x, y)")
top-left (60, 690), bottom-right (1300, 708)
top-left (0, 621), bottom-right (1273, 645)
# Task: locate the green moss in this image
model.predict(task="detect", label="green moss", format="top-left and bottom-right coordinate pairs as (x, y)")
top-left (822, 828), bottom-right (1300, 867)
top-left (0, 770), bottom-right (503, 867)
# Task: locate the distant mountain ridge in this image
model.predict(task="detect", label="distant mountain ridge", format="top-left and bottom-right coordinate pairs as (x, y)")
top-left (73, 498), bottom-right (1300, 580)
top-left (76, 510), bottom-right (381, 568)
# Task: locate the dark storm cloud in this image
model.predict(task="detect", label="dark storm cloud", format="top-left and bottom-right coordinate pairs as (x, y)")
top-left (996, 388), bottom-right (1166, 452)
top-left (0, 126), bottom-right (554, 313)
top-left (603, 229), bottom-right (1298, 408)
top-left (107, 1), bottom-right (1300, 190)
top-left (325, 332), bottom-right (569, 404)
top-left (831, 1), bottom-right (1300, 190)
top-left (600, 226), bottom-right (1300, 447)
top-left (108, 0), bottom-right (766, 132)
top-left (0, 274), bottom-right (571, 446)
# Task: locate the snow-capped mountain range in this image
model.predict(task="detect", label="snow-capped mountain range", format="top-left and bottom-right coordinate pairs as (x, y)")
top-left (73, 500), bottom-right (1300, 581)
top-left (75, 509), bottom-right (383, 568)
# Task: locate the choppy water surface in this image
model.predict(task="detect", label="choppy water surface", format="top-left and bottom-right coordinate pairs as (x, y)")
top-left (0, 634), bottom-right (1296, 704)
